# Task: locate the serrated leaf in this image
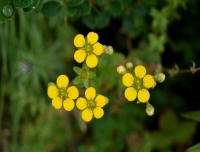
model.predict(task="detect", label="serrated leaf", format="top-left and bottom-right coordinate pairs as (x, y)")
top-left (41, 1), bottom-right (62, 17)
top-left (13, 0), bottom-right (32, 8)
top-left (187, 143), bottom-right (200, 152)
top-left (23, 0), bottom-right (40, 12)
top-left (181, 111), bottom-right (200, 122)
top-left (73, 66), bottom-right (82, 75)
top-left (66, 0), bottom-right (84, 7)
top-left (74, 76), bottom-right (82, 84)
top-left (0, 0), bottom-right (14, 23)
top-left (83, 79), bottom-right (89, 88)
top-left (88, 71), bottom-right (96, 79)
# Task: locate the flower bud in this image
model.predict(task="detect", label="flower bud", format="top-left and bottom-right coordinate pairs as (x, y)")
top-left (126, 62), bottom-right (133, 69)
top-left (154, 72), bottom-right (165, 83)
top-left (116, 65), bottom-right (126, 75)
top-left (107, 46), bottom-right (114, 55)
top-left (146, 103), bottom-right (154, 116)
top-left (105, 96), bottom-right (109, 104)
top-left (103, 45), bottom-right (108, 53)
top-left (151, 81), bottom-right (157, 89)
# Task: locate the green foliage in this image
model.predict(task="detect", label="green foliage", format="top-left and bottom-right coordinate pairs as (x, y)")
top-left (1, 0), bottom-right (200, 151)
top-left (41, 1), bottom-right (62, 17)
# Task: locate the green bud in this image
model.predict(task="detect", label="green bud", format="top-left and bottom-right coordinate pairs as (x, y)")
top-left (48, 82), bottom-right (55, 86)
top-left (154, 72), bottom-right (165, 83)
top-left (116, 65), bottom-right (126, 75)
top-left (105, 96), bottom-right (109, 104)
top-left (146, 103), bottom-right (154, 116)
top-left (126, 62), bottom-right (133, 69)
top-left (107, 46), bottom-right (114, 55)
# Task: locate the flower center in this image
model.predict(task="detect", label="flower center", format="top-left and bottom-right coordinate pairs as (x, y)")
top-left (134, 77), bottom-right (143, 91)
top-left (58, 88), bottom-right (67, 100)
top-left (84, 42), bottom-right (93, 54)
top-left (87, 99), bottom-right (96, 110)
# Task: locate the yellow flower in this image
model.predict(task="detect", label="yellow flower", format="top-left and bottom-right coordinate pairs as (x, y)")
top-left (47, 75), bottom-right (79, 111)
top-left (73, 32), bottom-right (103, 68)
top-left (76, 87), bottom-right (107, 122)
top-left (122, 65), bottom-right (155, 103)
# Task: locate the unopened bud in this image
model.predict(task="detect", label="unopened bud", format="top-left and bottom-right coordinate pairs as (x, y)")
top-left (126, 62), bottom-right (133, 69)
top-left (103, 45), bottom-right (108, 53)
top-left (154, 72), bottom-right (165, 83)
top-left (48, 82), bottom-right (55, 86)
top-left (105, 96), bottom-right (109, 104)
top-left (107, 46), bottom-right (114, 55)
top-left (146, 103), bottom-right (154, 116)
top-left (116, 65), bottom-right (126, 75)
top-left (151, 81), bottom-right (157, 89)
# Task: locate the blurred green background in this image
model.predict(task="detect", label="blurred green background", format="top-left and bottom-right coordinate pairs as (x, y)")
top-left (1, 0), bottom-right (200, 151)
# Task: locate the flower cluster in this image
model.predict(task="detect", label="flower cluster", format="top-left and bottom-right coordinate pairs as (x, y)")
top-left (73, 32), bottom-right (103, 68)
top-left (117, 63), bottom-right (165, 116)
top-left (122, 65), bottom-right (155, 103)
top-left (47, 75), bottom-right (79, 111)
top-left (47, 32), bottom-right (109, 122)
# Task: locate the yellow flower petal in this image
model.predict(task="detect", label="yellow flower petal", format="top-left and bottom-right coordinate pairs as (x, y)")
top-left (76, 97), bottom-right (87, 110)
top-left (47, 86), bottom-right (58, 99)
top-left (52, 97), bottom-right (62, 109)
top-left (86, 54), bottom-right (98, 68)
top-left (63, 98), bottom-right (75, 111)
top-left (82, 109), bottom-right (93, 122)
top-left (87, 32), bottom-right (98, 44)
top-left (138, 89), bottom-right (150, 103)
top-left (95, 95), bottom-right (106, 107)
top-left (143, 75), bottom-right (155, 88)
top-left (67, 86), bottom-right (79, 99)
top-left (57, 75), bottom-right (69, 88)
top-left (85, 87), bottom-right (96, 100)
top-left (93, 107), bottom-right (104, 119)
top-left (74, 50), bottom-right (87, 63)
top-left (74, 34), bottom-right (85, 47)
top-left (124, 87), bottom-right (137, 101)
top-left (93, 42), bottom-right (103, 56)
top-left (135, 65), bottom-right (146, 78)
top-left (122, 73), bottom-right (134, 87)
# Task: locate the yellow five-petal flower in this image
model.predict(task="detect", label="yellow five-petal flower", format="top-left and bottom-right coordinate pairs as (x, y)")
top-left (76, 87), bottom-right (106, 122)
top-left (73, 32), bottom-right (103, 68)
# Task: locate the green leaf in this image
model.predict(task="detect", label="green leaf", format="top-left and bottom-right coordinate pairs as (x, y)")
top-left (96, 9), bottom-right (110, 29)
top-left (82, 8), bottom-right (99, 29)
top-left (78, 0), bottom-right (91, 15)
top-left (109, 0), bottom-right (122, 16)
top-left (66, 0), bottom-right (84, 7)
top-left (88, 71), bottom-right (96, 79)
top-left (74, 76), bottom-right (82, 84)
top-left (41, 1), bottom-right (62, 17)
top-left (83, 79), bottom-right (89, 88)
top-left (13, 0), bottom-right (32, 8)
top-left (82, 62), bottom-right (89, 70)
top-left (187, 143), bottom-right (200, 152)
top-left (73, 66), bottom-right (82, 75)
top-left (34, 0), bottom-right (43, 12)
top-left (181, 111), bottom-right (200, 122)
top-left (158, 109), bottom-right (178, 132)
top-left (23, 0), bottom-right (40, 12)
top-left (63, 7), bottom-right (77, 17)
top-left (0, 1), bottom-right (14, 23)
